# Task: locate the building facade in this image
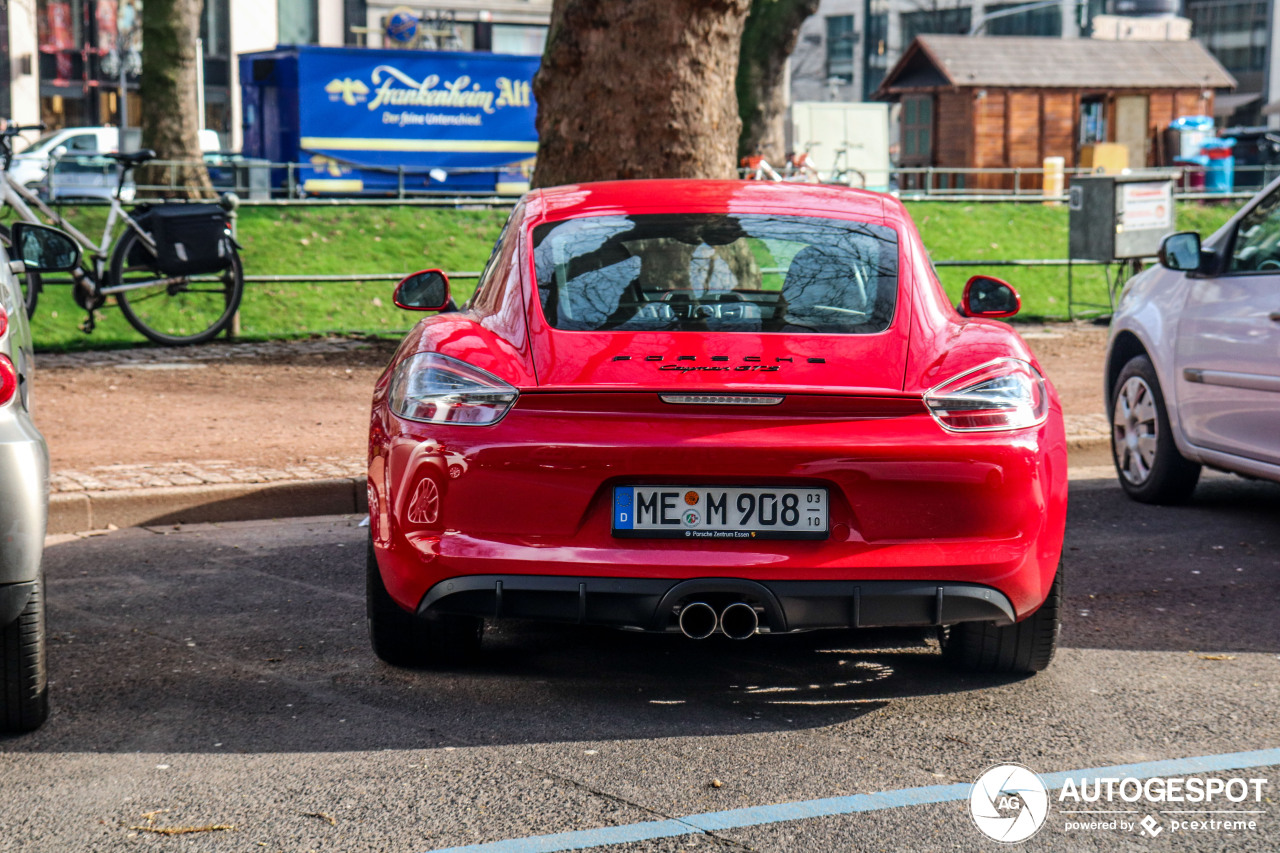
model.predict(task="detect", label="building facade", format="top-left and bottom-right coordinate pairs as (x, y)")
top-left (793, 0), bottom-right (1280, 126)
top-left (791, 0), bottom-right (1097, 105)
top-left (3, 0), bottom-right (550, 150)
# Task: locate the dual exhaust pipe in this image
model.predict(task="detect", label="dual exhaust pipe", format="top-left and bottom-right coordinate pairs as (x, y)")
top-left (677, 601), bottom-right (759, 640)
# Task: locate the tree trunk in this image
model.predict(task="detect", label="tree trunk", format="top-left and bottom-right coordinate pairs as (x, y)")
top-left (736, 0), bottom-right (820, 162)
top-left (139, 0), bottom-right (213, 199)
top-left (532, 0), bottom-right (752, 188)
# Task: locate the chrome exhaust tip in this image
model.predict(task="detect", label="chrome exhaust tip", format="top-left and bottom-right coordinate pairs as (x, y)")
top-left (719, 602), bottom-right (759, 640)
top-left (678, 601), bottom-right (718, 640)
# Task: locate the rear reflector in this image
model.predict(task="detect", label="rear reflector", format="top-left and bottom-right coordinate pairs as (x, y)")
top-left (659, 394), bottom-right (784, 406)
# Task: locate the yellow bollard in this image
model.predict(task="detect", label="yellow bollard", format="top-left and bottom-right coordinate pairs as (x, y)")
top-left (1043, 156), bottom-right (1065, 205)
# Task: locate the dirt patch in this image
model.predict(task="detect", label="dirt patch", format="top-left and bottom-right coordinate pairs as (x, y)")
top-left (34, 325), bottom-right (1107, 473)
top-left (1018, 321), bottom-right (1110, 416)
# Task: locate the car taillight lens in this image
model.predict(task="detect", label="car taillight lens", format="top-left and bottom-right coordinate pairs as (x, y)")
top-left (0, 305), bottom-right (8, 338)
top-left (0, 355), bottom-right (16, 407)
top-left (923, 358), bottom-right (1048, 432)
top-left (389, 353), bottom-right (518, 426)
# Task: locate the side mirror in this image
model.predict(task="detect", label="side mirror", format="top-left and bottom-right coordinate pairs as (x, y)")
top-left (394, 269), bottom-right (450, 311)
top-left (50, 144), bottom-right (67, 160)
top-left (9, 222), bottom-right (81, 273)
top-left (1158, 232), bottom-right (1202, 272)
top-left (959, 275), bottom-right (1020, 319)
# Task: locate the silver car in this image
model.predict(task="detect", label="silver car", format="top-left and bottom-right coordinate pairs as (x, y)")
top-left (0, 222), bottom-right (80, 731)
top-left (1106, 176), bottom-right (1280, 503)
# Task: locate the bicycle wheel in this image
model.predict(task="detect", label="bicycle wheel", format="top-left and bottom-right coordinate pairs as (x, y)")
top-left (109, 226), bottom-right (244, 346)
top-left (0, 223), bottom-right (42, 319)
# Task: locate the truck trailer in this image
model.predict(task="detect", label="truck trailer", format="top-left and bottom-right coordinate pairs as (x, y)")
top-left (239, 45), bottom-right (539, 196)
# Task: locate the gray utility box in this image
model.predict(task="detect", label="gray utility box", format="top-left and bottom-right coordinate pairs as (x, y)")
top-left (1068, 173), bottom-right (1178, 261)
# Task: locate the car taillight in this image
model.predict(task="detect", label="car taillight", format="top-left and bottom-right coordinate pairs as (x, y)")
top-left (388, 353), bottom-right (518, 426)
top-left (923, 358), bottom-right (1048, 432)
top-left (0, 355), bottom-right (16, 407)
top-left (0, 304), bottom-right (8, 338)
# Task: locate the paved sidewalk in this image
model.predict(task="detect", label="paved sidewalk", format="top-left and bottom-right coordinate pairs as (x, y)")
top-left (46, 420), bottom-right (1112, 535)
top-left (40, 336), bottom-right (1114, 535)
top-left (36, 336), bottom-right (379, 369)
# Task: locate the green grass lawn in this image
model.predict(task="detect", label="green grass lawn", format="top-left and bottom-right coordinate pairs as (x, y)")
top-left (17, 199), bottom-right (1240, 351)
top-left (909, 201), bottom-right (1237, 320)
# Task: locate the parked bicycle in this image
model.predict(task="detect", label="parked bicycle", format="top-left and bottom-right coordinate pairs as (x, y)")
top-left (1, 121), bottom-right (244, 345)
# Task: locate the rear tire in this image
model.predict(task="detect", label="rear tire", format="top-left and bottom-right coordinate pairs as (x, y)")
top-left (110, 226), bottom-right (244, 346)
top-left (0, 575), bottom-right (49, 733)
top-left (941, 563), bottom-right (1062, 675)
top-left (1110, 355), bottom-right (1201, 504)
top-left (0, 223), bottom-right (42, 319)
top-left (366, 535), bottom-right (481, 667)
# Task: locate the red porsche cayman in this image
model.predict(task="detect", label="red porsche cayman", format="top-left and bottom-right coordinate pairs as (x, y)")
top-left (366, 180), bottom-right (1067, 673)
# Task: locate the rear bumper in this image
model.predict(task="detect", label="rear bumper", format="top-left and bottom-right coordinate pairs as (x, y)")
top-left (370, 391), bottom-right (1068, 622)
top-left (419, 574), bottom-right (1016, 633)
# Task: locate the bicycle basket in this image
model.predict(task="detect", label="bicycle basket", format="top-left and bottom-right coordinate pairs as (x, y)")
top-left (135, 204), bottom-right (232, 276)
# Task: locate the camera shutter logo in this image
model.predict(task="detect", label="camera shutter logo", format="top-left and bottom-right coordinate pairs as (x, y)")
top-left (969, 764), bottom-right (1050, 843)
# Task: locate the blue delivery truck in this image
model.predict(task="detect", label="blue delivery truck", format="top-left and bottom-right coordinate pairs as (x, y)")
top-left (239, 45), bottom-right (539, 196)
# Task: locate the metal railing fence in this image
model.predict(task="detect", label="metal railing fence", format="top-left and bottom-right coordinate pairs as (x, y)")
top-left (27, 155), bottom-right (1276, 205)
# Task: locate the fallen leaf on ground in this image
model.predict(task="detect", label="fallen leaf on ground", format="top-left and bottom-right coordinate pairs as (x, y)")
top-left (129, 824), bottom-right (235, 835)
top-left (304, 812), bottom-right (337, 826)
top-left (129, 809), bottom-right (234, 835)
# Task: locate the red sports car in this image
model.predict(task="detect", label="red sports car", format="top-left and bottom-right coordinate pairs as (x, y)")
top-left (367, 180), bottom-right (1067, 674)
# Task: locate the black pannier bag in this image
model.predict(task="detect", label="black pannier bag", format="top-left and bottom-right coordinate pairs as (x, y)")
top-left (126, 204), bottom-right (232, 275)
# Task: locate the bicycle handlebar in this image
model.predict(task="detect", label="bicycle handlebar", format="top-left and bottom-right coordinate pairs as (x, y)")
top-left (1, 122), bottom-right (47, 137)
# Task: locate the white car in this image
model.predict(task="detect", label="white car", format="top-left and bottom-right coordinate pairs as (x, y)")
top-left (7, 127), bottom-right (120, 187)
top-left (9, 126), bottom-right (221, 189)
top-left (1105, 175), bottom-right (1280, 503)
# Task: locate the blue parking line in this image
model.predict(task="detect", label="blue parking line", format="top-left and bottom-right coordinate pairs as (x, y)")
top-left (424, 747), bottom-right (1280, 853)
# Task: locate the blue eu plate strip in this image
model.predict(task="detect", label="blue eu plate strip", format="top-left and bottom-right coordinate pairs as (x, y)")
top-left (612, 487), bottom-right (634, 530)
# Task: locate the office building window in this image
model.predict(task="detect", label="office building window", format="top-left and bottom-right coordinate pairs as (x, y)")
top-left (863, 10), bottom-right (888, 99)
top-left (826, 15), bottom-right (855, 83)
top-left (492, 24), bottom-right (547, 55)
top-left (1187, 0), bottom-right (1268, 73)
top-left (901, 7), bottom-right (972, 45)
top-left (984, 2), bottom-right (1062, 35)
top-left (279, 0), bottom-right (318, 45)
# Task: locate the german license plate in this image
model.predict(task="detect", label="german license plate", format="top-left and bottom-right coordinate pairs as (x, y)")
top-left (612, 486), bottom-right (828, 540)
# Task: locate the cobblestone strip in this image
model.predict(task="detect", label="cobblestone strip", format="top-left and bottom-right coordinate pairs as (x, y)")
top-left (1064, 412), bottom-right (1109, 441)
top-left (50, 457), bottom-right (365, 493)
top-left (37, 336), bottom-right (386, 370)
top-left (49, 421), bottom-right (1110, 494)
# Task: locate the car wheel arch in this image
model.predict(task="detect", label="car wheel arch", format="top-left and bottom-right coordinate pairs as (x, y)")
top-left (1108, 332), bottom-right (1203, 466)
top-left (1105, 330), bottom-right (1150, 417)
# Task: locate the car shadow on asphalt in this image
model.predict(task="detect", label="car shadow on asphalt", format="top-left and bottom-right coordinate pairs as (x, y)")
top-left (15, 474), bottom-right (1279, 755)
top-left (2, 608), bottom-right (1029, 754)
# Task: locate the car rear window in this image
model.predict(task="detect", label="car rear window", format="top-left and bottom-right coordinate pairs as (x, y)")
top-left (532, 213), bottom-right (899, 334)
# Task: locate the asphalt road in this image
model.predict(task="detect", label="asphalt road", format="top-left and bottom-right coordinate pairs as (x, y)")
top-left (2, 474), bottom-right (1278, 852)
